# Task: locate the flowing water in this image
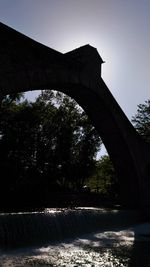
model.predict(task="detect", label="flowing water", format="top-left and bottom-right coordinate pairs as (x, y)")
top-left (0, 208), bottom-right (149, 267)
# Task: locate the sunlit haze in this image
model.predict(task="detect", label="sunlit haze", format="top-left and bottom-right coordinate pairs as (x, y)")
top-left (1, 0), bottom-right (149, 119)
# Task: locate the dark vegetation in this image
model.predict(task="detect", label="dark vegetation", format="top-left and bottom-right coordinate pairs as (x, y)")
top-left (0, 91), bottom-right (149, 212)
top-left (131, 99), bottom-right (150, 143)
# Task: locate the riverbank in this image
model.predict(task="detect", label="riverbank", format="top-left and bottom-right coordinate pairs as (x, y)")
top-left (0, 191), bottom-right (121, 213)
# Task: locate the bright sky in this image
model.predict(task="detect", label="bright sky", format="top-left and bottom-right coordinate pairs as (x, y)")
top-left (0, 0), bottom-right (150, 121)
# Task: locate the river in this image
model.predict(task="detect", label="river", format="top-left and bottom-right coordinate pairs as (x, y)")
top-left (0, 208), bottom-right (149, 266)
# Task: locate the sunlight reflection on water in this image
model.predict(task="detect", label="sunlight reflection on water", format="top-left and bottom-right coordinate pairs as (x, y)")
top-left (0, 208), bottom-right (148, 266)
top-left (0, 228), bottom-right (134, 267)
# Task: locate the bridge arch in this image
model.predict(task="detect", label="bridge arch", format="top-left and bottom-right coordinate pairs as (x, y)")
top-left (0, 22), bottom-right (150, 208)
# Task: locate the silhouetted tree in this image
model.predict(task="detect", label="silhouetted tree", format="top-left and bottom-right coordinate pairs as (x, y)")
top-left (132, 99), bottom-right (150, 143)
top-left (0, 90), bottom-right (101, 206)
top-left (0, 96), bottom-right (43, 194)
top-left (87, 155), bottom-right (118, 200)
top-left (36, 90), bottom-right (101, 191)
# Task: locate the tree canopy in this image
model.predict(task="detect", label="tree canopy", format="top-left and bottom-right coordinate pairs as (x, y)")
top-left (0, 90), bottom-right (102, 208)
top-left (132, 99), bottom-right (150, 143)
top-left (87, 155), bottom-right (118, 200)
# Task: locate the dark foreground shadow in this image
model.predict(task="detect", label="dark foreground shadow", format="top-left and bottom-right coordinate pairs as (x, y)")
top-left (128, 223), bottom-right (150, 267)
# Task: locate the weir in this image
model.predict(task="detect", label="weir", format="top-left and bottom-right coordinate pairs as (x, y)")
top-left (0, 208), bottom-right (141, 250)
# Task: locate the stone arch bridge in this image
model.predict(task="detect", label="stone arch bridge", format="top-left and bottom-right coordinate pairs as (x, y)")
top-left (0, 22), bottom-right (150, 210)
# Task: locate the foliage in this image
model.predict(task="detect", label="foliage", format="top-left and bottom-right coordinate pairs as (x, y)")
top-left (132, 99), bottom-right (150, 143)
top-left (87, 155), bottom-right (118, 199)
top-left (35, 90), bottom-right (101, 191)
top-left (0, 90), bottom-right (101, 206)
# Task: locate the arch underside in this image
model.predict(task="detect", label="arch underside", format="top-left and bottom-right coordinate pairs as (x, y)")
top-left (56, 84), bottom-right (141, 206)
top-left (1, 81), bottom-right (143, 207)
